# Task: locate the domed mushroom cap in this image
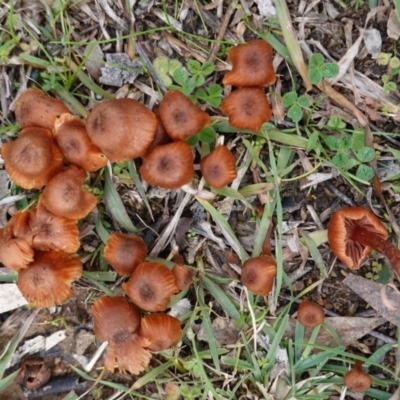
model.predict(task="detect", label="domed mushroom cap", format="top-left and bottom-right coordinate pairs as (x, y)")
top-left (2, 127), bottom-right (64, 190)
top-left (200, 145), bottom-right (237, 189)
top-left (14, 87), bottom-right (70, 130)
top-left (221, 87), bottom-right (272, 132)
top-left (241, 255), bottom-right (277, 296)
top-left (86, 98), bottom-right (157, 162)
top-left (142, 108), bottom-right (171, 157)
top-left (138, 313), bottom-right (182, 352)
top-left (328, 207), bottom-right (388, 270)
top-left (103, 232), bottom-right (147, 276)
top-left (344, 361), bottom-right (372, 393)
top-left (17, 250), bottom-right (82, 307)
top-left (122, 262), bottom-right (179, 312)
top-left (29, 202), bottom-right (80, 253)
top-left (104, 333), bottom-right (151, 375)
top-left (172, 263), bottom-right (194, 291)
top-left (139, 141), bottom-right (194, 190)
top-left (297, 299), bottom-right (325, 328)
top-left (41, 165), bottom-right (97, 220)
top-left (54, 114), bottom-right (108, 172)
top-left (0, 236), bottom-right (34, 271)
top-left (158, 90), bottom-right (211, 141)
top-left (223, 39), bottom-right (276, 87)
top-left (92, 296), bottom-right (142, 343)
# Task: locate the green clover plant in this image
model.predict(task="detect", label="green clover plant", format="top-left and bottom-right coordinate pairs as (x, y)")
top-left (308, 54), bottom-right (339, 85)
top-left (282, 91), bottom-right (312, 123)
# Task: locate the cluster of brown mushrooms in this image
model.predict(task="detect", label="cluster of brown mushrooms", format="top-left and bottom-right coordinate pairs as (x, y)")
top-left (92, 234), bottom-right (193, 374)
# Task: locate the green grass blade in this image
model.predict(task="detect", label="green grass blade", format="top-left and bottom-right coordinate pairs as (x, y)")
top-left (95, 214), bottom-right (111, 244)
top-left (265, 313), bottom-right (289, 367)
top-left (301, 231), bottom-right (328, 277)
top-left (61, 391), bottom-right (78, 400)
top-left (104, 167), bottom-right (139, 233)
top-left (131, 361), bottom-right (174, 390)
top-left (82, 271), bottom-right (115, 296)
top-left (0, 369), bottom-right (20, 395)
top-left (196, 196), bottom-right (248, 262)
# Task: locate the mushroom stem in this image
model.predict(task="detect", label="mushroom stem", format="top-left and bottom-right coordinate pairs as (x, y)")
top-left (350, 226), bottom-right (400, 275)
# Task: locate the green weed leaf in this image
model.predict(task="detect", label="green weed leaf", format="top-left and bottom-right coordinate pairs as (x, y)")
top-left (182, 77), bottom-right (196, 95)
top-left (207, 96), bottom-right (221, 108)
top-left (306, 131), bottom-right (319, 153)
top-left (208, 83), bottom-right (223, 97)
top-left (332, 153), bottom-right (351, 168)
top-left (324, 136), bottom-right (339, 150)
top-left (173, 67), bottom-right (189, 86)
top-left (282, 91), bottom-right (297, 107)
top-left (201, 61), bottom-right (215, 75)
top-left (187, 60), bottom-right (201, 74)
top-left (338, 135), bottom-right (352, 150)
top-left (357, 146), bottom-right (375, 162)
top-left (308, 68), bottom-right (322, 85)
top-left (321, 63), bottom-right (339, 79)
top-left (186, 135), bottom-right (199, 146)
top-left (195, 88), bottom-right (208, 99)
top-left (356, 164), bottom-right (375, 181)
top-left (287, 104), bottom-right (303, 123)
top-left (198, 126), bottom-right (216, 143)
top-left (309, 53), bottom-right (324, 68)
top-left (327, 115), bottom-right (346, 130)
top-left (192, 74), bottom-right (205, 87)
top-left (297, 94), bottom-right (311, 108)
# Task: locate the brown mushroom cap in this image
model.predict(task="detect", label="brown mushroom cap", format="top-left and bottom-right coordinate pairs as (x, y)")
top-left (158, 90), bottom-right (211, 141)
top-left (29, 202), bottom-right (80, 253)
top-left (344, 361), bottom-right (372, 393)
top-left (139, 141), bottom-right (194, 189)
top-left (122, 262), bottom-right (179, 312)
top-left (103, 232), bottom-right (147, 276)
top-left (172, 263), bottom-right (194, 291)
top-left (41, 165), bottom-right (97, 220)
top-left (223, 39), bottom-right (276, 87)
top-left (138, 313), bottom-right (182, 352)
top-left (17, 250), bottom-right (82, 307)
top-left (14, 87), bottom-right (70, 130)
top-left (54, 113), bottom-right (108, 172)
top-left (221, 87), bottom-right (272, 132)
top-left (328, 207), bottom-right (388, 270)
top-left (104, 333), bottom-right (151, 375)
top-left (142, 108), bottom-right (172, 157)
top-left (2, 127), bottom-right (64, 190)
top-left (86, 98), bottom-right (157, 162)
top-left (92, 296), bottom-right (142, 343)
top-left (200, 145), bottom-right (237, 189)
top-left (241, 255), bottom-right (277, 296)
top-left (297, 299), bottom-right (325, 328)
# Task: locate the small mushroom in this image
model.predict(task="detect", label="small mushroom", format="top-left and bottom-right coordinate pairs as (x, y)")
top-left (2, 127), bottom-right (64, 190)
top-left (344, 360), bottom-right (372, 393)
top-left (200, 145), bottom-right (237, 189)
top-left (138, 313), bottom-right (182, 352)
top-left (241, 255), bottom-right (277, 296)
top-left (328, 207), bottom-right (395, 271)
top-left (54, 113), bottom-right (108, 172)
top-left (171, 262), bottom-right (194, 291)
top-left (158, 90), bottom-right (211, 141)
top-left (297, 299), bottom-right (325, 328)
top-left (17, 250), bottom-right (82, 307)
top-left (221, 87), bottom-right (272, 132)
top-left (223, 39), bottom-right (276, 87)
top-left (41, 165), bottom-right (97, 220)
top-left (122, 262), bottom-right (179, 312)
top-left (139, 141), bottom-right (194, 189)
top-left (103, 232), bottom-right (147, 276)
top-left (14, 87), bottom-right (70, 130)
top-left (86, 98), bottom-right (157, 162)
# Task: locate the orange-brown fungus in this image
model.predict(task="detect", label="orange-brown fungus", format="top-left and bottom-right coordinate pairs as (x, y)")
top-left (344, 360), bottom-right (372, 393)
top-left (297, 299), bottom-right (325, 328)
top-left (54, 114), bottom-right (108, 172)
top-left (200, 145), bottom-right (237, 188)
top-left (0, 211), bottom-right (33, 271)
top-left (92, 297), bottom-right (151, 375)
top-left (172, 263), bottom-right (194, 291)
top-left (103, 232), bottom-right (147, 276)
top-left (223, 39), bottom-right (276, 87)
top-left (17, 250), bottom-right (82, 307)
top-left (29, 202), bottom-right (80, 253)
top-left (138, 313), bottom-right (182, 352)
top-left (86, 98), bottom-right (157, 162)
top-left (221, 87), bottom-right (272, 132)
top-left (14, 87), bottom-right (70, 130)
top-left (2, 127), bottom-right (64, 190)
top-left (328, 207), bottom-right (388, 270)
top-left (158, 90), bottom-right (211, 141)
top-left (122, 262), bottom-right (179, 312)
top-left (41, 165), bottom-right (97, 220)
top-left (142, 109), bottom-right (171, 157)
top-left (139, 141), bottom-right (194, 189)
top-left (241, 255), bottom-right (277, 296)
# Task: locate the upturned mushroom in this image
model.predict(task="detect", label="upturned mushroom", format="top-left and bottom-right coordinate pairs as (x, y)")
top-left (221, 87), bottom-right (272, 132)
top-left (241, 255), bottom-right (277, 296)
top-left (223, 39), bottom-right (276, 87)
top-left (86, 98), bottom-right (157, 162)
top-left (158, 90), bottom-right (211, 141)
top-left (328, 207), bottom-right (400, 274)
top-left (2, 127), bottom-right (64, 190)
top-left (122, 262), bottom-right (179, 312)
top-left (200, 145), bottom-right (237, 189)
top-left (41, 165), bottom-right (97, 220)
